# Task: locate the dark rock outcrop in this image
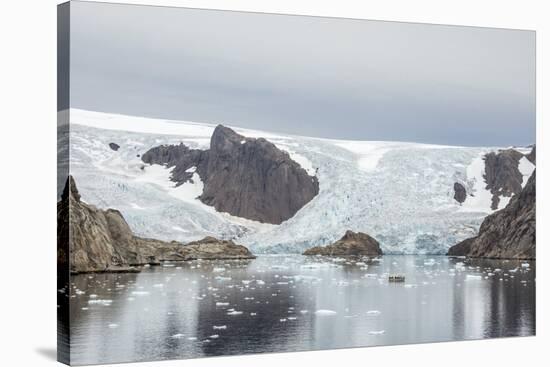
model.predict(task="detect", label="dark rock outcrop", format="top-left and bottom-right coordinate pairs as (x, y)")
top-left (526, 145), bottom-right (536, 165)
top-left (453, 182), bottom-right (467, 204)
top-left (303, 230), bottom-right (383, 256)
top-left (142, 143), bottom-right (208, 186)
top-left (483, 149), bottom-right (525, 210)
top-left (447, 170), bottom-right (535, 259)
top-left (57, 176), bottom-right (255, 274)
top-left (142, 125), bottom-right (319, 224)
top-left (109, 142), bottom-right (120, 151)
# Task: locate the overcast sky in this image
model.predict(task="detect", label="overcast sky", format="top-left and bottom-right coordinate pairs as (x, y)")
top-left (69, 1), bottom-right (535, 146)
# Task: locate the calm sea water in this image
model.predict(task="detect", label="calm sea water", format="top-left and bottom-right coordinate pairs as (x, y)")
top-left (69, 255), bottom-right (535, 365)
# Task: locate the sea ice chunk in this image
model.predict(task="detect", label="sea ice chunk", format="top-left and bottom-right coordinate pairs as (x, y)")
top-left (315, 310), bottom-right (337, 316)
top-left (227, 310), bottom-right (243, 316)
top-left (368, 330), bottom-right (385, 335)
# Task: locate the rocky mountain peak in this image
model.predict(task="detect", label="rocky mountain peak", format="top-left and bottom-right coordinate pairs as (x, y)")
top-left (210, 125), bottom-right (245, 153)
top-left (142, 125), bottom-right (319, 224)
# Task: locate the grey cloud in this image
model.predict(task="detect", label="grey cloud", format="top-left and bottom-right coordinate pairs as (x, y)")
top-left (69, 1), bottom-right (535, 146)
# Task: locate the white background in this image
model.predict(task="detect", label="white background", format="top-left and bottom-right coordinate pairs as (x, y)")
top-left (0, 0), bottom-right (547, 366)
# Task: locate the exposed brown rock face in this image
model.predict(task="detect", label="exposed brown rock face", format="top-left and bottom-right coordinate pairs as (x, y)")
top-left (483, 149), bottom-right (525, 210)
top-left (57, 176), bottom-right (255, 274)
top-left (142, 125), bottom-right (319, 224)
top-left (453, 182), bottom-right (467, 204)
top-left (303, 230), bottom-right (383, 256)
top-left (447, 170), bottom-right (535, 259)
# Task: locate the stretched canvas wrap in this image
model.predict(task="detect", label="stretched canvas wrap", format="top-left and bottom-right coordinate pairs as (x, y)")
top-left (57, 1), bottom-right (536, 365)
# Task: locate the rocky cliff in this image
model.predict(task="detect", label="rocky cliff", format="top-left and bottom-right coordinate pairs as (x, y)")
top-left (57, 176), bottom-right (255, 274)
top-left (142, 125), bottom-right (319, 224)
top-left (303, 230), bottom-right (383, 256)
top-left (526, 145), bottom-right (536, 164)
top-left (452, 146), bottom-right (535, 208)
top-left (483, 149), bottom-right (525, 210)
top-left (447, 170), bottom-right (535, 259)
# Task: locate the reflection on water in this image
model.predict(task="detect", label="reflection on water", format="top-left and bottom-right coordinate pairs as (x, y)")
top-left (69, 255), bottom-right (535, 365)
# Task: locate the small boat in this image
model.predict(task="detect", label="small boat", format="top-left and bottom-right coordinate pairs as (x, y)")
top-left (388, 274), bottom-right (405, 282)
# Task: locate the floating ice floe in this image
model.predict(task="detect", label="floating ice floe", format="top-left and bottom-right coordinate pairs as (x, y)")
top-left (300, 310), bottom-right (309, 314)
top-left (187, 337), bottom-right (197, 341)
top-left (315, 310), bottom-right (337, 316)
top-left (215, 276), bottom-right (232, 281)
top-left (368, 330), bottom-right (385, 335)
top-left (256, 280), bottom-right (266, 285)
top-left (213, 267), bottom-right (226, 273)
top-left (213, 325), bottom-right (227, 330)
top-left (88, 299), bottom-right (113, 305)
top-left (108, 323), bottom-right (119, 328)
top-left (227, 310), bottom-right (243, 316)
top-left (521, 263), bottom-right (530, 268)
top-left (366, 310), bottom-right (381, 316)
top-left (215, 302), bottom-right (229, 307)
top-left (209, 334), bottom-right (219, 339)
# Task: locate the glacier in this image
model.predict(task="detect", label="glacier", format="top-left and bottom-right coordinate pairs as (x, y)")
top-left (67, 109), bottom-right (534, 255)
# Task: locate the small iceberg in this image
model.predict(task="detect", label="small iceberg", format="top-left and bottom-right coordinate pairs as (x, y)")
top-left (88, 299), bottom-right (113, 305)
top-left (227, 310), bottom-right (243, 316)
top-left (315, 309), bottom-right (337, 316)
top-left (368, 330), bottom-right (385, 335)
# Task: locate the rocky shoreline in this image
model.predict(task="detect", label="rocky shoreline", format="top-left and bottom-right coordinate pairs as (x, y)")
top-left (447, 170), bottom-right (536, 260)
top-left (58, 176), bottom-right (255, 275)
